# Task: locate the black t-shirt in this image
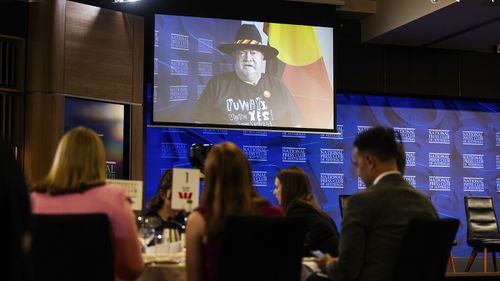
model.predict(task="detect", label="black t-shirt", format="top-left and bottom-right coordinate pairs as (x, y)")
top-left (190, 72), bottom-right (303, 127)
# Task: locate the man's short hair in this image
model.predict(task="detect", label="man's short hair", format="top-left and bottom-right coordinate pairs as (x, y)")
top-left (354, 126), bottom-right (404, 164)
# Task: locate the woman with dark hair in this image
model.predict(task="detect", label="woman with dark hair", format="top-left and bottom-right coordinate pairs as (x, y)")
top-left (143, 169), bottom-right (187, 240)
top-left (185, 141), bottom-right (283, 281)
top-left (274, 166), bottom-right (339, 257)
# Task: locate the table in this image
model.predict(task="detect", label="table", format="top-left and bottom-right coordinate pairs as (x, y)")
top-left (136, 254), bottom-right (318, 281)
top-left (136, 252), bottom-right (186, 281)
top-left (136, 262), bottom-right (185, 281)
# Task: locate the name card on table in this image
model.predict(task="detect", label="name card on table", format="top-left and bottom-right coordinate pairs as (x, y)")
top-left (108, 179), bottom-right (143, 211)
top-left (172, 168), bottom-right (200, 212)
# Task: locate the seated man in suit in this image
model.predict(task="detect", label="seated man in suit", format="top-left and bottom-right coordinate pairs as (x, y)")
top-left (315, 126), bottom-right (437, 281)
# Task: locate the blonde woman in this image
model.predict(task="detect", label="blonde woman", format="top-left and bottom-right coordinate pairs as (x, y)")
top-left (186, 141), bottom-right (283, 281)
top-left (30, 127), bottom-right (143, 281)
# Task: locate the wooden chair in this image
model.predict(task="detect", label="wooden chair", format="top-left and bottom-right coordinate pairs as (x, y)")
top-left (31, 213), bottom-right (115, 281)
top-left (464, 196), bottom-right (500, 272)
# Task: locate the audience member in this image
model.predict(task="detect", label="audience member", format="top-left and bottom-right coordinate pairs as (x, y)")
top-left (143, 169), bottom-right (187, 244)
top-left (274, 166), bottom-right (339, 256)
top-left (185, 141), bottom-right (283, 281)
top-left (315, 126), bottom-right (437, 281)
top-left (1, 139), bottom-right (32, 281)
top-left (395, 140), bottom-right (406, 174)
top-left (30, 127), bottom-right (143, 281)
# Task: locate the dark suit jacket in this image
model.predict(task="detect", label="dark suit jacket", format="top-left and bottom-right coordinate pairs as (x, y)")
top-left (326, 173), bottom-right (437, 281)
top-left (288, 201), bottom-right (339, 256)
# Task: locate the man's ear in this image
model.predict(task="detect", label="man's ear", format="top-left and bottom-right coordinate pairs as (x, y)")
top-left (365, 153), bottom-right (376, 170)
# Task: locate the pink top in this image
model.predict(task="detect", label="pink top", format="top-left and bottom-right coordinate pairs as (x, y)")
top-left (30, 184), bottom-right (144, 280)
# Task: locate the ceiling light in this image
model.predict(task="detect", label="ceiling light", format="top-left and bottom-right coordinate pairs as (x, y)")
top-left (430, 0), bottom-right (439, 3)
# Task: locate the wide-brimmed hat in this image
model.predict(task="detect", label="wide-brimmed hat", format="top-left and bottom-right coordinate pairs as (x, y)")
top-left (218, 24), bottom-right (279, 59)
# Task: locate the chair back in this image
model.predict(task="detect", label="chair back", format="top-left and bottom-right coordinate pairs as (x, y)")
top-left (338, 194), bottom-right (352, 218)
top-left (215, 216), bottom-right (306, 281)
top-left (464, 196), bottom-right (500, 246)
top-left (393, 217), bottom-right (459, 281)
top-left (31, 213), bottom-right (114, 281)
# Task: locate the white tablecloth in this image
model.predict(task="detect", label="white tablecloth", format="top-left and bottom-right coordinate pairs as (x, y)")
top-left (136, 262), bottom-right (186, 281)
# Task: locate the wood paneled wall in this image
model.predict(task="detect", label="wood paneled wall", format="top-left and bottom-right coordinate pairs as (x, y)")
top-left (25, 0), bottom-right (144, 184)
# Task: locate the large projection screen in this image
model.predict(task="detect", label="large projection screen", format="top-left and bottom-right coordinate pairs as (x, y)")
top-left (152, 14), bottom-right (335, 133)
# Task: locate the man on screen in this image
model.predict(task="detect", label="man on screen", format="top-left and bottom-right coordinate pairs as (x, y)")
top-left (189, 24), bottom-right (303, 127)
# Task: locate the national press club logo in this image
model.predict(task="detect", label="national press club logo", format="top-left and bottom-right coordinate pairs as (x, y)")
top-left (320, 149), bottom-right (343, 164)
top-left (197, 62), bottom-right (213, 77)
top-left (463, 177), bottom-right (484, 192)
top-left (282, 132), bottom-right (306, 138)
top-left (357, 125), bottom-right (373, 134)
top-left (198, 38), bottom-right (213, 53)
top-left (320, 173), bottom-right (344, 189)
top-left (462, 130), bottom-right (484, 146)
top-left (428, 153), bottom-right (450, 168)
top-left (497, 155), bottom-right (500, 170)
top-left (428, 129), bottom-right (450, 144)
top-left (463, 154), bottom-right (484, 169)
top-left (161, 142), bottom-right (188, 159)
top-left (404, 175), bottom-right (416, 187)
top-left (202, 129), bottom-right (228, 135)
top-left (394, 127), bottom-right (416, 143)
top-left (252, 171), bottom-right (267, 187)
top-left (406, 152), bottom-right (416, 167)
top-left (243, 130), bottom-right (268, 137)
top-left (170, 59), bottom-right (189, 76)
top-left (282, 147), bottom-right (306, 163)
top-left (170, 33), bottom-right (189, 50)
top-left (169, 85), bottom-right (189, 102)
top-left (243, 145), bottom-right (268, 162)
top-left (320, 125), bottom-right (343, 139)
top-left (429, 176), bottom-right (451, 191)
top-left (496, 133), bottom-right (500, 146)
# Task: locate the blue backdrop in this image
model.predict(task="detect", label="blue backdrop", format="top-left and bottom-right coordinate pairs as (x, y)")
top-left (145, 92), bottom-right (500, 257)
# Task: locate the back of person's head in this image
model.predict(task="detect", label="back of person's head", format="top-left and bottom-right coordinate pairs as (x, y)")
top-left (276, 166), bottom-right (330, 220)
top-left (146, 169), bottom-right (173, 212)
top-left (32, 126), bottom-right (106, 195)
top-left (396, 142), bottom-right (406, 174)
top-left (354, 126), bottom-right (403, 164)
top-left (201, 141), bottom-right (260, 238)
top-left (276, 167), bottom-right (313, 211)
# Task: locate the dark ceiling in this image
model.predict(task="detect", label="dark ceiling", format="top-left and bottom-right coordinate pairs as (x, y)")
top-left (2, 0), bottom-right (499, 54)
top-left (339, 0), bottom-right (500, 54)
